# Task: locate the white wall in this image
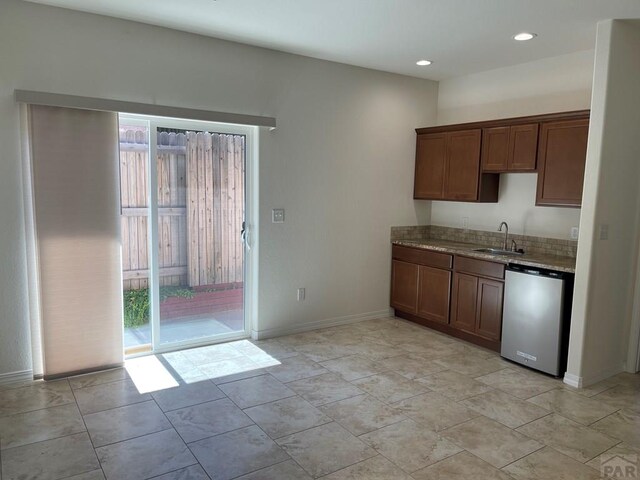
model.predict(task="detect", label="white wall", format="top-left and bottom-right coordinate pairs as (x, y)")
top-left (432, 51), bottom-right (594, 239)
top-left (0, 0), bottom-right (437, 378)
top-left (567, 20), bottom-right (640, 386)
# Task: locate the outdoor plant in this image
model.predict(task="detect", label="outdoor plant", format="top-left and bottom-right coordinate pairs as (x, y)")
top-left (123, 286), bottom-right (195, 328)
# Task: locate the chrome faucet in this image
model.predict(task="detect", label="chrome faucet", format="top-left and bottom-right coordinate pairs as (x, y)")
top-left (498, 222), bottom-right (509, 251)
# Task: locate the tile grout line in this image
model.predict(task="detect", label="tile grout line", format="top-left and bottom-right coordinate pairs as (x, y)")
top-left (68, 383), bottom-right (107, 480)
top-left (78, 397), bottom-right (151, 417)
top-left (586, 406), bottom-right (623, 427)
top-left (148, 389), bottom-right (225, 478)
top-left (497, 443), bottom-right (547, 472)
top-left (583, 438), bottom-right (624, 465)
top-left (0, 399), bottom-right (77, 421)
top-left (144, 461), bottom-right (209, 480)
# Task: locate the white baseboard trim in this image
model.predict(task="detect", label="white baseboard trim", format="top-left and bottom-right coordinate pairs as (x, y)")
top-left (251, 309), bottom-right (391, 340)
top-left (564, 364), bottom-right (624, 389)
top-left (0, 369), bottom-right (33, 387)
top-left (563, 372), bottom-right (582, 388)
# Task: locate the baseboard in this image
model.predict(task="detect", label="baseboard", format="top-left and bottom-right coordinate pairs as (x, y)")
top-left (564, 363), bottom-right (624, 389)
top-left (251, 309), bottom-right (391, 340)
top-left (0, 369), bottom-right (33, 387)
top-left (563, 372), bottom-right (582, 388)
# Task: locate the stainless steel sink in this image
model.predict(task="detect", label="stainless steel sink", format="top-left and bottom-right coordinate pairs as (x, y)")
top-left (473, 247), bottom-right (524, 256)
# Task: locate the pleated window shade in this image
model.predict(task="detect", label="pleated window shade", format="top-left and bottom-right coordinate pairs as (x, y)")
top-left (29, 105), bottom-right (124, 378)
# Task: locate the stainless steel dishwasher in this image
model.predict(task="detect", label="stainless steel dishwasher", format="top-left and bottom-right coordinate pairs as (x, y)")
top-left (501, 264), bottom-right (573, 376)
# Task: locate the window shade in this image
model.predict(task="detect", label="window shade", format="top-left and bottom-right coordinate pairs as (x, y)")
top-left (29, 105), bottom-right (124, 377)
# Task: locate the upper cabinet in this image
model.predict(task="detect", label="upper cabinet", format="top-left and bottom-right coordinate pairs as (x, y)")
top-left (444, 129), bottom-right (482, 201)
top-left (414, 133), bottom-right (447, 199)
top-left (414, 111), bottom-right (589, 207)
top-left (536, 118), bottom-right (590, 207)
top-left (414, 129), bottom-right (499, 202)
top-left (482, 124), bottom-right (538, 172)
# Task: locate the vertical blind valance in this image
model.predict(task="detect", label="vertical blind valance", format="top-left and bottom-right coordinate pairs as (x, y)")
top-left (16, 90), bottom-right (276, 129)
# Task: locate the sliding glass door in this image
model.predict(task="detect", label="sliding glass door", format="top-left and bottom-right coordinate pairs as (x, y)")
top-left (119, 115), bottom-right (253, 355)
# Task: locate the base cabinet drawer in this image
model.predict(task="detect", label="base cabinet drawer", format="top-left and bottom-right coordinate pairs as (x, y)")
top-left (454, 256), bottom-right (505, 280)
top-left (392, 245), bottom-right (452, 269)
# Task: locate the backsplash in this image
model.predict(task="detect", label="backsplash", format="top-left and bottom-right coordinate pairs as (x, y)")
top-left (389, 225), bottom-right (432, 241)
top-left (390, 225), bottom-right (577, 258)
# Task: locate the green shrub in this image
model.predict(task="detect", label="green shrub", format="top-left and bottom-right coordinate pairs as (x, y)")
top-left (123, 286), bottom-right (195, 328)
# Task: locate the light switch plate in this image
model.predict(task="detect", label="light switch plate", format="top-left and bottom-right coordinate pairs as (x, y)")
top-left (272, 208), bottom-right (285, 223)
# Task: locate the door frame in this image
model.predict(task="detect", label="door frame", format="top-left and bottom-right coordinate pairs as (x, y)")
top-left (119, 114), bottom-right (258, 355)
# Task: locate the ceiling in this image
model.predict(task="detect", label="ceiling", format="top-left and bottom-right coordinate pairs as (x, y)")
top-left (23, 0), bottom-right (640, 80)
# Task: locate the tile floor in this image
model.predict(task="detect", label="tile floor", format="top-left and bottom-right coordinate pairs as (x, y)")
top-left (1, 316), bottom-right (639, 479)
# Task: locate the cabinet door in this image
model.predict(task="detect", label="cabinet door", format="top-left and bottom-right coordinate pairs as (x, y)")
top-left (417, 266), bottom-right (451, 324)
top-left (450, 273), bottom-right (478, 333)
top-left (414, 133), bottom-right (446, 199)
top-left (536, 119), bottom-right (589, 207)
top-left (508, 123), bottom-right (538, 171)
top-left (481, 126), bottom-right (510, 172)
top-left (475, 278), bottom-right (504, 341)
top-left (444, 130), bottom-right (482, 200)
top-left (390, 260), bottom-right (419, 313)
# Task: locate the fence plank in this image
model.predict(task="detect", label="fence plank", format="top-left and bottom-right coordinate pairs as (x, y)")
top-left (186, 132), bottom-right (199, 286)
top-left (198, 133), bottom-right (208, 285)
top-left (212, 133), bottom-right (222, 284)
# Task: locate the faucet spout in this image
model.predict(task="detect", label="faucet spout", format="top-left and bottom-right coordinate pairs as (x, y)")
top-left (498, 222), bottom-right (509, 251)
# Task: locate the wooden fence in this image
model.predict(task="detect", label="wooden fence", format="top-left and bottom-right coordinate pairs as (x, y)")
top-left (120, 128), bottom-right (245, 291)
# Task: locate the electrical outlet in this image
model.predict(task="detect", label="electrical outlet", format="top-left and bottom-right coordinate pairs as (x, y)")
top-left (462, 217), bottom-right (469, 229)
top-left (272, 208), bottom-right (285, 223)
top-left (297, 288), bottom-right (305, 301)
top-left (599, 224), bottom-right (609, 240)
top-left (570, 226), bottom-right (579, 240)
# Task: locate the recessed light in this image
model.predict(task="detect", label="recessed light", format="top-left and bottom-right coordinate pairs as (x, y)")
top-left (513, 32), bottom-right (537, 41)
top-left (416, 59), bottom-right (432, 66)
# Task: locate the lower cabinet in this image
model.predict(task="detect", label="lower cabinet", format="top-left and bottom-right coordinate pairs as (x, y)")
top-left (475, 278), bottom-right (504, 341)
top-left (417, 265), bottom-right (451, 325)
top-left (451, 272), bottom-right (504, 342)
top-left (450, 273), bottom-right (478, 333)
top-left (391, 245), bottom-right (505, 351)
top-left (390, 260), bottom-right (419, 313)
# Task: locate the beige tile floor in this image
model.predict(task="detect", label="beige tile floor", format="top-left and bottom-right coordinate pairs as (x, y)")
top-left (1, 316), bottom-right (639, 479)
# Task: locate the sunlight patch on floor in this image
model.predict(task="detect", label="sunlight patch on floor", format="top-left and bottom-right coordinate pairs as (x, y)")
top-left (125, 341), bottom-right (282, 391)
top-left (125, 355), bottom-right (179, 393)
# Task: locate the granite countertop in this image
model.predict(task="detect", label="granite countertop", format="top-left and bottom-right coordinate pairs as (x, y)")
top-left (393, 239), bottom-right (576, 273)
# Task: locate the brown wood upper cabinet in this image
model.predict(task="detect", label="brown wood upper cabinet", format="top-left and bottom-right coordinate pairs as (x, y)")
top-left (415, 110), bottom-right (589, 207)
top-left (415, 133), bottom-right (447, 199)
top-left (415, 129), bottom-right (498, 202)
top-left (536, 118), bottom-right (589, 207)
top-left (482, 123), bottom-right (538, 172)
